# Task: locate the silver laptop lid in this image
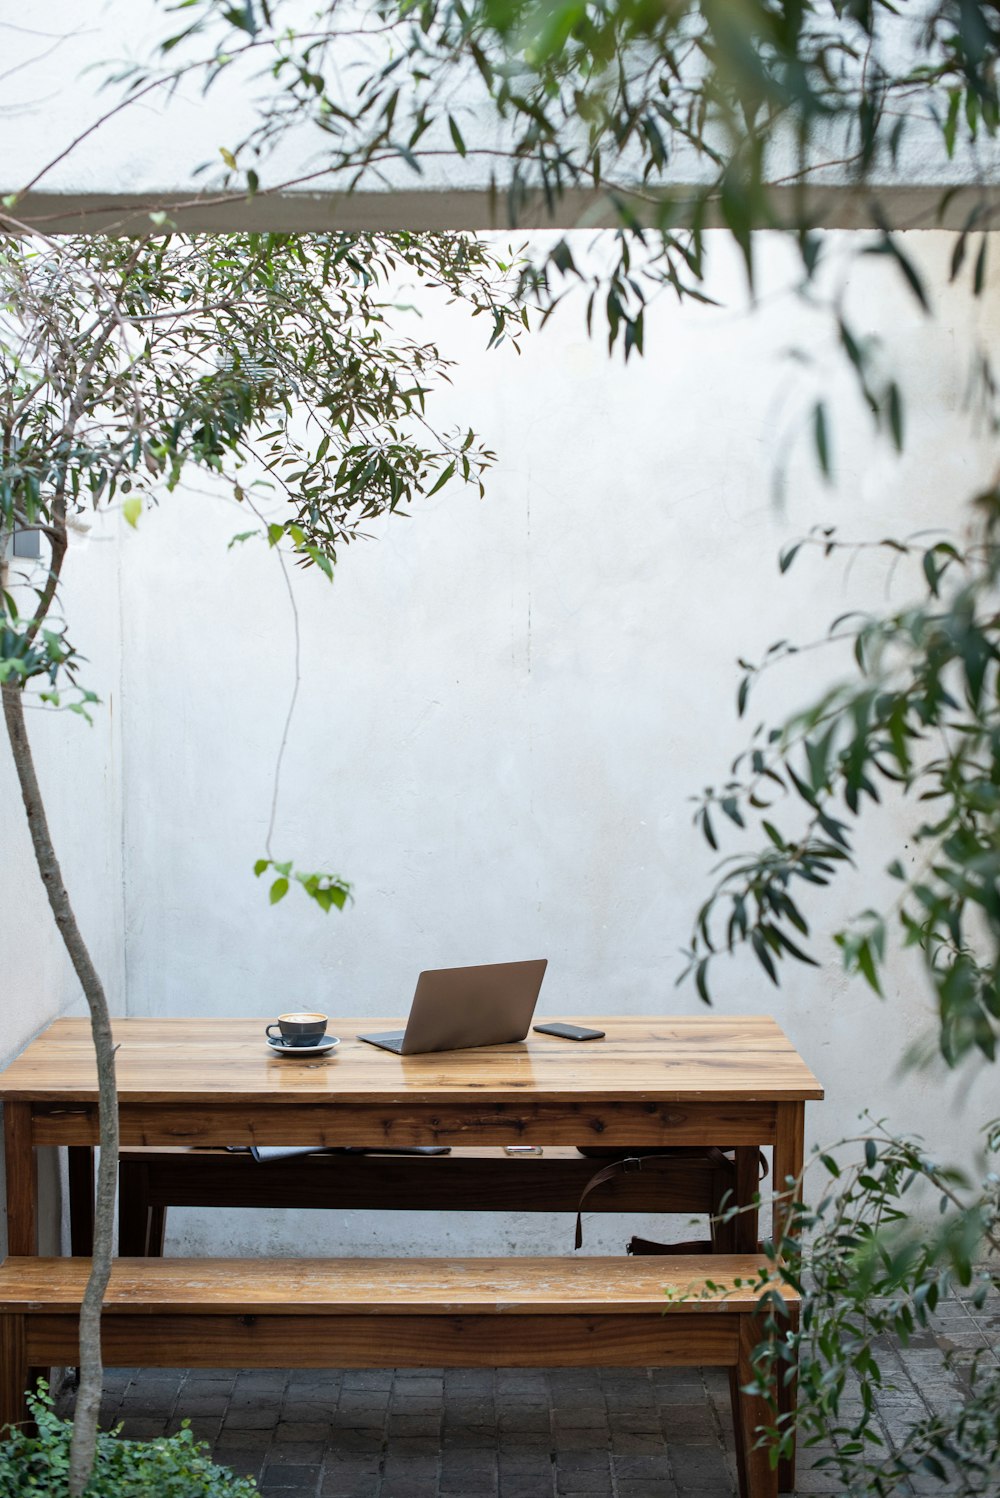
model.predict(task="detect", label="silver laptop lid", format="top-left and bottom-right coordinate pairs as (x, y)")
top-left (400, 959), bottom-right (548, 1055)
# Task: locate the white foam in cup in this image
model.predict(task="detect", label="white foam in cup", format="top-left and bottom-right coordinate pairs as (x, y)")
top-left (266, 1012), bottom-right (328, 1045)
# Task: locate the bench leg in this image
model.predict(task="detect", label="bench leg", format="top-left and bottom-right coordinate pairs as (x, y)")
top-left (147, 1204), bottom-right (167, 1256)
top-left (776, 1303), bottom-right (799, 1494)
top-left (68, 1147), bottom-right (95, 1256)
top-left (0, 1315), bottom-right (29, 1433)
top-left (4, 1102), bottom-right (37, 1255)
top-left (120, 1161), bottom-right (164, 1256)
top-left (732, 1315), bottom-right (778, 1498)
top-left (729, 1368), bottom-right (749, 1498)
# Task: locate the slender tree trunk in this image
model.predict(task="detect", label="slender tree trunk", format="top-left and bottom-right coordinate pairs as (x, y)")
top-left (1, 678), bottom-right (119, 1496)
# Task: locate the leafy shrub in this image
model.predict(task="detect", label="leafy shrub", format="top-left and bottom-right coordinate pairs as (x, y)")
top-left (0, 1387), bottom-right (257, 1497)
top-left (746, 1120), bottom-right (1000, 1496)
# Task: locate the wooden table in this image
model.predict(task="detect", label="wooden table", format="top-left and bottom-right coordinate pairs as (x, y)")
top-left (0, 1014), bottom-right (823, 1256)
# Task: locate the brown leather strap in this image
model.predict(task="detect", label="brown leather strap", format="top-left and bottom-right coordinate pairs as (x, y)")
top-left (627, 1235), bottom-right (714, 1256)
top-left (574, 1155), bottom-right (643, 1248)
top-left (573, 1147), bottom-right (768, 1250)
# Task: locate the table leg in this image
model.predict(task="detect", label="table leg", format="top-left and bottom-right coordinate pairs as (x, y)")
top-left (68, 1147), bottom-right (95, 1256)
top-left (777, 1301), bottom-right (800, 1495)
top-left (732, 1315), bottom-right (778, 1498)
top-left (4, 1103), bottom-right (37, 1256)
top-left (771, 1104), bottom-right (804, 1247)
top-left (772, 1103), bottom-right (804, 1494)
top-left (711, 1148), bottom-right (760, 1253)
top-left (0, 1313), bottom-right (28, 1432)
top-left (733, 1147), bottom-right (761, 1252)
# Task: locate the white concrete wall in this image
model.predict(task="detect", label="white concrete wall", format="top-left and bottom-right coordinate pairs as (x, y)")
top-left (92, 227), bottom-right (996, 1255)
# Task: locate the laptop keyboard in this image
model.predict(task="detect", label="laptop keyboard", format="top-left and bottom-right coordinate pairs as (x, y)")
top-left (358, 1031), bottom-right (407, 1053)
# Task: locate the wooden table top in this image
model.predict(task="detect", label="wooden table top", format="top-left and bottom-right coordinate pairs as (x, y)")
top-left (0, 1015), bottom-right (823, 1105)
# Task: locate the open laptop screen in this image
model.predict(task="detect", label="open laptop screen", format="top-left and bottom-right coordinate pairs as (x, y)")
top-left (359, 959), bottom-right (547, 1055)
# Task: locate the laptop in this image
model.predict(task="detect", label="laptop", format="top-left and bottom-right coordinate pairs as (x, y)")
top-left (358, 959), bottom-right (548, 1055)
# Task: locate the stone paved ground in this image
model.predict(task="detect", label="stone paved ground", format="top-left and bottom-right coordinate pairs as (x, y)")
top-left (60, 1285), bottom-right (998, 1498)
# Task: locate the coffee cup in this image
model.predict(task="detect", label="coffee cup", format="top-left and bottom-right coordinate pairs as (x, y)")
top-left (266, 1012), bottom-right (328, 1047)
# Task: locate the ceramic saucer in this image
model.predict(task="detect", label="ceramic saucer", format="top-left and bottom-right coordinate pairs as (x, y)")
top-left (266, 1035), bottom-right (340, 1056)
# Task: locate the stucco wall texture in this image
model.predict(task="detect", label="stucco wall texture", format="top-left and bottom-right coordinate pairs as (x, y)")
top-left (5, 228), bottom-right (994, 1256)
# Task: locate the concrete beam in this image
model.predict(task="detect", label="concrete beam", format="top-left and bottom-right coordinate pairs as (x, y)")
top-left (8, 184), bottom-right (999, 237)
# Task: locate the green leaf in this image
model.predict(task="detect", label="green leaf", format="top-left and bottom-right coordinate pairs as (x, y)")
top-left (448, 115), bottom-right (467, 157)
top-left (857, 940), bottom-right (883, 996)
top-left (813, 403), bottom-right (830, 477)
top-left (253, 859), bottom-right (270, 877)
top-left (974, 237), bottom-right (988, 296)
top-left (269, 877), bottom-right (289, 904)
top-left (122, 497), bottom-right (142, 529)
top-left (426, 461), bottom-right (455, 496)
top-left (220, 147), bottom-right (238, 170)
top-left (887, 383), bottom-right (903, 451)
top-left (878, 235), bottom-right (929, 312)
top-left (751, 931), bottom-right (779, 985)
top-left (943, 88), bottom-right (961, 158)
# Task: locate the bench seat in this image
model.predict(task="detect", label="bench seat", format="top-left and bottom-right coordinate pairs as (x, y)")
top-left (0, 1253), bottom-right (794, 1497)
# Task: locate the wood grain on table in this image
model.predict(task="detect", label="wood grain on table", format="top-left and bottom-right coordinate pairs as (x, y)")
top-left (0, 1015), bottom-right (823, 1104)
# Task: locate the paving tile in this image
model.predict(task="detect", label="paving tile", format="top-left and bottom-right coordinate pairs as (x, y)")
top-left (114, 1416), bottom-right (170, 1439)
top-left (212, 1450), bottom-right (266, 1481)
top-left (217, 1427), bottom-right (275, 1449)
top-left (319, 1479), bottom-right (381, 1498)
top-left (320, 1456), bottom-right (383, 1480)
top-left (276, 1421), bottom-right (334, 1441)
top-left (55, 1299), bottom-right (999, 1498)
top-left (259, 1465), bottom-right (321, 1492)
top-left (614, 1454), bottom-right (674, 1479)
top-left (267, 1442), bottom-right (328, 1464)
top-left (223, 1405), bottom-right (281, 1429)
top-left (341, 1372), bottom-right (393, 1392)
top-left (666, 1443), bottom-right (732, 1489)
top-left (615, 1482), bottom-right (679, 1498)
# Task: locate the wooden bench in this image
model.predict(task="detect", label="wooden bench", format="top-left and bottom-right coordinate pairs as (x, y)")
top-left (98, 1145), bottom-right (758, 1257)
top-left (0, 1253), bottom-right (794, 1498)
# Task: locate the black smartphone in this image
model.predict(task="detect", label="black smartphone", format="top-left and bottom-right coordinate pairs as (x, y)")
top-left (532, 1023), bottom-right (606, 1042)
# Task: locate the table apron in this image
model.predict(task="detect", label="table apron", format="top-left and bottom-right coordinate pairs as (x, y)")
top-left (30, 1100), bottom-right (779, 1149)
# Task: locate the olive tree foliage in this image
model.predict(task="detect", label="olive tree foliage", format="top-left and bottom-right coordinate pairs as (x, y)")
top-left (1, 228), bottom-right (522, 894)
top-left (0, 225), bottom-right (521, 1495)
top-left (738, 1120), bottom-right (1000, 1495)
top-left (101, 5), bottom-right (1000, 1491)
top-left (0, 0), bottom-right (994, 1490)
top-left (113, 0), bottom-right (999, 345)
